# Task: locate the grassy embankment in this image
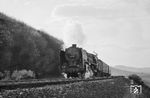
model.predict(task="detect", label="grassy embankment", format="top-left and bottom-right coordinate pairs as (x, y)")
top-left (0, 77), bottom-right (142, 98)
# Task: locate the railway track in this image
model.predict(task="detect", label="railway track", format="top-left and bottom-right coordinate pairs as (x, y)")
top-left (0, 76), bottom-right (124, 90)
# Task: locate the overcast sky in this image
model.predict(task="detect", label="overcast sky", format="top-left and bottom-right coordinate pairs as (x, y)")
top-left (1, 0), bottom-right (150, 67)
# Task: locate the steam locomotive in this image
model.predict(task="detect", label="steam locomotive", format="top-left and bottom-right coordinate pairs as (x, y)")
top-left (60, 44), bottom-right (111, 79)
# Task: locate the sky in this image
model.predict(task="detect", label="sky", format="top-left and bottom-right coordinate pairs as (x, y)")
top-left (0, 0), bottom-right (150, 67)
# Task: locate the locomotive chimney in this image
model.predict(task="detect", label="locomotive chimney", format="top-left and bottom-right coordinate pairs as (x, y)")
top-left (72, 44), bottom-right (77, 47)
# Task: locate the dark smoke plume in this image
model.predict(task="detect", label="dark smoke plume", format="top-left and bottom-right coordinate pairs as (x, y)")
top-left (0, 12), bottom-right (64, 78)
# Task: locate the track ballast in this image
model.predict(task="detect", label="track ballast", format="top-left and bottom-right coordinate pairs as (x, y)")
top-left (0, 76), bottom-right (123, 90)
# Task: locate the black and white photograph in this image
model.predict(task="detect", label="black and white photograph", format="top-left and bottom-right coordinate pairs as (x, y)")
top-left (0, 0), bottom-right (150, 98)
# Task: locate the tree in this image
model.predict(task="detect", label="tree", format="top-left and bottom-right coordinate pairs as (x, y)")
top-left (128, 74), bottom-right (143, 85)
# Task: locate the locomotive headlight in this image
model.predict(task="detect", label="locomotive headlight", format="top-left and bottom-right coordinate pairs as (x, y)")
top-left (70, 55), bottom-right (75, 59)
top-left (62, 66), bottom-right (66, 68)
top-left (70, 55), bottom-right (75, 58)
top-left (77, 64), bottom-right (80, 67)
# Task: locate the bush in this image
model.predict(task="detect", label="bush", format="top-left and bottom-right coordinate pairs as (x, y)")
top-left (11, 69), bottom-right (35, 80)
top-left (128, 74), bottom-right (143, 85)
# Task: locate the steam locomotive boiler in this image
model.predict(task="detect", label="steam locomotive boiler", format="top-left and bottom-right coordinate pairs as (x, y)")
top-left (60, 44), bottom-right (111, 78)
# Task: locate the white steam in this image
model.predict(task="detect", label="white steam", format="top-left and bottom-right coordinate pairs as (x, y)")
top-left (63, 20), bottom-right (86, 47)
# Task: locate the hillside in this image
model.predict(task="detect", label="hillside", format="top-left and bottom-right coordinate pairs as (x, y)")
top-left (115, 65), bottom-right (150, 74)
top-left (0, 12), bottom-right (63, 78)
top-left (110, 67), bottom-right (137, 76)
top-left (111, 66), bottom-right (150, 87)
